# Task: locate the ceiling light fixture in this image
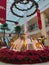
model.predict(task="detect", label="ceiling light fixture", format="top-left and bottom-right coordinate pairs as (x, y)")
top-left (10, 0), bottom-right (39, 18)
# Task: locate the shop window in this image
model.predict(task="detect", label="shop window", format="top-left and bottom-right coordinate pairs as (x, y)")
top-left (28, 22), bottom-right (38, 32)
top-left (45, 18), bottom-right (49, 27)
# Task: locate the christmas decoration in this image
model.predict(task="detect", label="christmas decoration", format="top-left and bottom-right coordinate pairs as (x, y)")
top-left (0, 0), bottom-right (6, 24)
top-left (14, 22), bottom-right (18, 25)
top-left (37, 9), bottom-right (42, 30)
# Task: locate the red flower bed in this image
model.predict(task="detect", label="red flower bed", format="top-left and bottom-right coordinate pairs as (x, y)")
top-left (0, 47), bottom-right (49, 64)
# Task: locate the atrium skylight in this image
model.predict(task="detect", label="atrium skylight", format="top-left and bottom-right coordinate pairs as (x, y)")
top-left (0, 0), bottom-right (40, 33)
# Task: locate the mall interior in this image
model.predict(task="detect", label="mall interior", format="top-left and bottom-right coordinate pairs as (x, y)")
top-left (0, 0), bottom-right (49, 65)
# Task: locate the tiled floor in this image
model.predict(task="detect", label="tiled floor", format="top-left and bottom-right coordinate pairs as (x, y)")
top-left (0, 62), bottom-right (49, 65)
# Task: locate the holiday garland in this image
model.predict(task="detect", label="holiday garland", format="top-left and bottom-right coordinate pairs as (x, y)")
top-left (10, 0), bottom-right (38, 18)
top-left (0, 47), bottom-right (49, 64)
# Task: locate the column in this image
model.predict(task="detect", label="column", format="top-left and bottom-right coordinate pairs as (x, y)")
top-left (41, 13), bottom-right (49, 46)
top-left (23, 11), bottom-right (28, 34)
top-left (24, 22), bottom-right (27, 33)
top-left (23, 11), bottom-right (28, 50)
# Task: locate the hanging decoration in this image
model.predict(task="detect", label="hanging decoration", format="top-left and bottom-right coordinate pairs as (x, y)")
top-left (14, 22), bottom-right (18, 25)
top-left (6, 20), bottom-right (19, 25)
top-left (37, 9), bottom-right (42, 30)
top-left (0, 0), bottom-right (6, 24)
top-left (10, 0), bottom-right (38, 18)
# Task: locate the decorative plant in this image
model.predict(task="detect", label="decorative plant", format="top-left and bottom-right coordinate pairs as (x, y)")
top-left (1, 23), bottom-right (9, 37)
top-left (14, 26), bottom-right (21, 37)
top-left (1, 23), bottom-right (10, 43)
